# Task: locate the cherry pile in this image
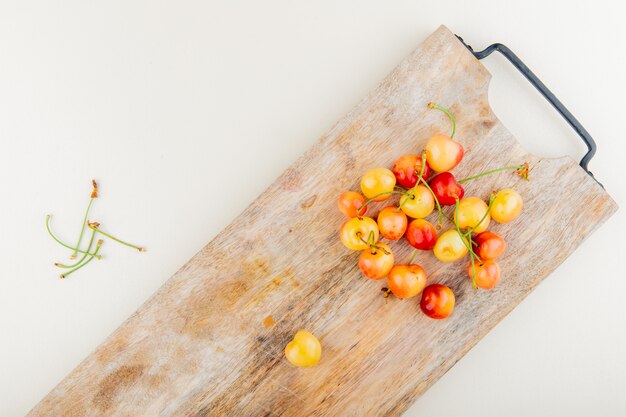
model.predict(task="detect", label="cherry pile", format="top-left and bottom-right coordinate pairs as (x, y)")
top-left (338, 103), bottom-right (528, 319)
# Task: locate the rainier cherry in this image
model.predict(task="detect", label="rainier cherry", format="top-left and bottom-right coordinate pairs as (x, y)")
top-left (392, 154), bottom-right (431, 188)
top-left (377, 206), bottom-right (408, 240)
top-left (405, 219), bottom-right (437, 250)
top-left (361, 168), bottom-right (396, 202)
top-left (424, 103), bottom-right (464, 172)
top-left (399, 185), bottom-right (434, 219)
top-left (420, 284), bottom-right (455, 319)
top-left (473, 231), bottom-right (506, 260)
top-left (387, 264), bottom-right (427, 299)
top-left (469, 260), bottom-right (501, 289)
top-left (285, 330), bottom-right (322, 367)
top-left (490, 189), bottom-right (523, 223)
top-left (454, 196), bottom-right (491, 234)
top-left (428, 172), bottom-right (465, 206)
top-left (338, 191), bottom-right (367, 218)
top-left (340, 217), bottom-right (379, 250)
top-left (425, 134), bottom-right (464, 173)
top-left (359, 243), bottom-right (394, 280)
top-left (433, 229), bottom-right (468, 262)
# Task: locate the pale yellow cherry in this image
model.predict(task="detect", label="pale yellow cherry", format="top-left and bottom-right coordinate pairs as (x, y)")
top-left (433, 229), bottom-right (468, 262)
top-left (339, 216), bottom-right (379, 251)
top-left (490, 189), bottom-right (523, 223)
top-left (360, 168), bottom-right (396, 201)
top-left (424, 133), bottom-right (464, 172)
top-left (285, 330), bottom-right (322, 367)
top-left (399, 185), bottom-right (435, 219)
top-left (454, 196), bottom-right (490, 234)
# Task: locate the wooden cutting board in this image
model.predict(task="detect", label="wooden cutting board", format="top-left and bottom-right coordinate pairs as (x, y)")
top-left (29, 25), bottom-right (617, 417)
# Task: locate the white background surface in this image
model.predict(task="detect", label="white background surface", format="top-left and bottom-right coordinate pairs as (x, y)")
top-left (1, 1), bottom-right (625, 416)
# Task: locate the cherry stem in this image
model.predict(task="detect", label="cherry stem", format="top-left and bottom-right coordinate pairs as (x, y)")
top-left (418, 176), bottom-right (443, 229)
top-left (357, 233), bottom-right (390, 255)
top-left (46, 215), bottom-right (102, 259)
top-left (428, 102), bottom-right (456, 139)
top-left (71, 197), bottom-right (94, 259)
top-left (358, 190), bottom-right (410, 213)
top-left (457, 165), bottom-right (526, 184)
top-left (88, 224), bottom-right (145, 252)
top-left (55, 227), bottom-right (98, 269)
top-left (60, 240), bottom-right (103, 279)
top-left (454, 199), bottom-right (480, 288)
top-left (408, 249), bottom-right (418, 265)
top-left (474, 194), bottom-right (496, 231)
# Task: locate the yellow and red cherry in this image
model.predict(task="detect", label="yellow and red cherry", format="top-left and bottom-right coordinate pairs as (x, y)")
top-left (387, 264), bottom-right (427, 299)
top-left (405, 219), bottom-right (437, 250)
top-left (361, 168), bottom-right (396, 202)
top-left (425, 103), bottom-right (464, 172)
top-left (284, 330), bottom-right (322, 367)
top-left (473, 231), bottom-right (506, 260)
top-left (377, 206), bottom-right (408, 240)
top-left (358, 243), bottom-right (394, 280)
top-left (428, 172), bottom-right (465, 206)
top-left (399, 185), bottom-right (434, 219)
top-left (454, 196), bottom-right (490, 234)
top-left (433, 229), bottom-right (468, 262)
top-left (340, 216), bottom-right (379, 250)
top-left (420, 284), bottom-right (455, 319)
top-left (424, 133), bottom-right (464, 172)
top-left (490, 189), bottom-right (523, 223)
top-left (392, 154), bottom-right (431, 188)
top-left (469, 260), bottom-right (501, 289)
top-left (338, 191), bottom-right (367, 218)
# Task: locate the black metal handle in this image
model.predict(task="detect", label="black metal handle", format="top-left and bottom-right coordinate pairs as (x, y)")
top-left (455, 35), bottom-right (600, 185)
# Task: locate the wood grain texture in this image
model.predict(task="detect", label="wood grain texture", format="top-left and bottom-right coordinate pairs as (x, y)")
top-left (28, 25), bottom-right (617, 417)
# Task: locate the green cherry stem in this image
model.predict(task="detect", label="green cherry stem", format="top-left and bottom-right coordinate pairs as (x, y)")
top-left (55, 227), bottom-right (98, 269)
top-left (428, 102), bottom-right (456, 139)
top-left (419, 177), bottom-right (443, 229)
top-left (60, 240), bottom-right (103, 279)
top-left (408, 249), bottom-right (418, 265)
top-left (457, 164), bottom-right (526, 184)
top-left (46, 215), bottom-right (102, 258)
top-left (357, 233), bottom-right (390, 255)
top-left (71, 198), bottom-right (94, 259)
top-left (70, 180), bottom-right (98, 259)
top-left (358, 190), bottom-right (410, 213)
top-left (473, 194), bottom-right (496, 231)
top-left (88, 223), bottom-right (145, 252)
top-left (454, 199), bottom-right (480, 288)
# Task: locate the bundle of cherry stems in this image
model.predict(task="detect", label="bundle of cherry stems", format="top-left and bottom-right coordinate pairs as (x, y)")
top-left (46, 180), bottom-right (144, 278)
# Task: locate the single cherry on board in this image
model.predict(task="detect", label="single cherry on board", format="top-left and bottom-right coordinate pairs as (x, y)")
top-left (392, 154), bottom-right (431, 188)
top-left (424, 103), bottom-right (464, 172)
top-left (284, 330), bottom-right (322, 367)
top-left (338, 191), bottom-right (367, 218)
top-left (405, 219), bottom-right (437, 250)
top-left (469, 259), bottom-right (501, 289)
top-left (377, 206), bottom-right (408, 240)
top-left (473, 231), bottom-right (506, 260)
top-left (454, 196), bottom-right (491, 234)
top-left (424, 134), bottom-right (464, 173)
top-left (420, 284), bottom-right (455, 319)
top-left (387, 264), bottom-right (427, 299)
top-left (490, 188), bottom-right (523, 223)
top-left (361, 168), bottom-right (396, 202)
top-left (399, 185), bottom-right (435, 219)
top-left (433, 229), bottom-right (468, 262)
top-left (359, 243), bottom-right (394, 280)
top-left (428, 172), bottom-right (465, 206)
top-left (340, 216), bottom-right (379, 250)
